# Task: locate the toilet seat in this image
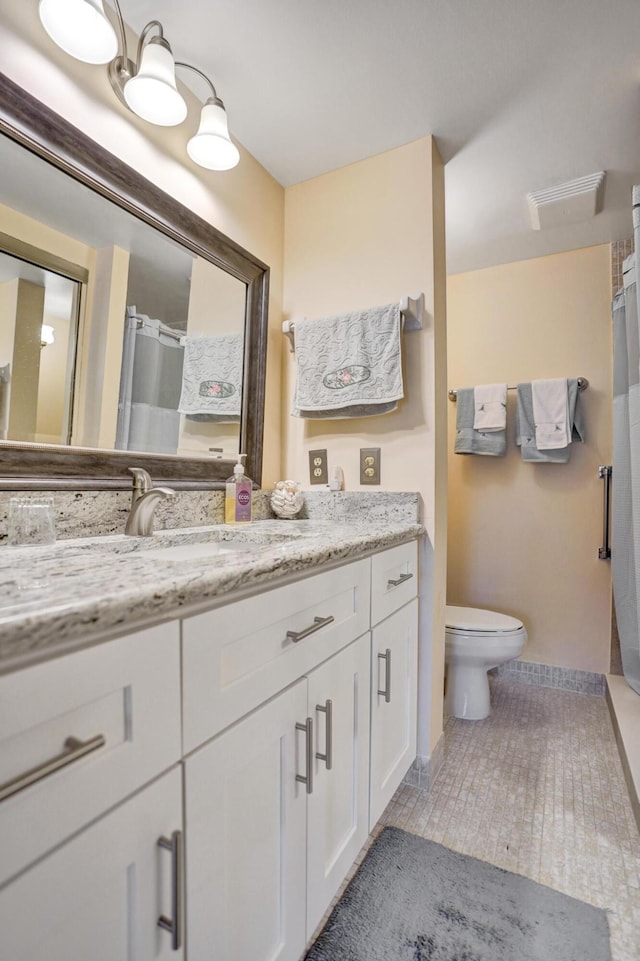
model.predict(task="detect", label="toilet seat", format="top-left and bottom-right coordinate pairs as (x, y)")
top-left (445, 605), bottom-right (523, 635)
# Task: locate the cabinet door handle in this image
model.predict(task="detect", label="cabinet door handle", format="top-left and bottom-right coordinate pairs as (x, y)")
top-left (315, 699), bottom-right (333, 770)
top-left (377, 649), bottom-right (392, 703)
top-left (286, 615), bottom-right (335, 643)
top-left (158, 830), bottom-right (183, 951)
top-left (0, 733), bottom-right (106, 803)
top-left (387, 572), bottom-right (413, 588)
top-left (295, 717), bottom-right (314, 794)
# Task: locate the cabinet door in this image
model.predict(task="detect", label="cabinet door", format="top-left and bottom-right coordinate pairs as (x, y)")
top-left (0, 767), bottom-right (183, 961)
top-left (306, 632), bottom-right (371, 939)
top-left (185, 679), bottom-right (308, 961)
top-left (369, 599), bottom-right (418, 829)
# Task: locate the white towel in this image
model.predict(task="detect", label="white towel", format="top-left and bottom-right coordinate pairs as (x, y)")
top-left (473, 383), bottom-right (507, 432)
top-left (531, 378), bottom-right (570, 449)
top-left (291, 303), bottom-right (403, 418)
top-left (178, 333), bottom-right (243, 421)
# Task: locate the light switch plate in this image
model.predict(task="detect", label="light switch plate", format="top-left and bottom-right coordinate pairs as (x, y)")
top-left (360, 447), bottom-right (381, 485)
top-left (309, 449), bottom-right (328, 485)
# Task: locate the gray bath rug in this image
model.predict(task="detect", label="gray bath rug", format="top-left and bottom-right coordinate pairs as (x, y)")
top-left (304, 827), bottom-right (611, 961)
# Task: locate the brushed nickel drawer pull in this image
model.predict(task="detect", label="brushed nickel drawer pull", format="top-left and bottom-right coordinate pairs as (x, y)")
top-left (295, 717), bottom-right (314, 794)
top-left (287, 615), bottom-right (335, 643)
top-left (315, 699), bottom-right (333, 770)
top-left (378, 648), bottom-right (392, 703)
top-left (387, 572), bottom-right (413, 588)
top-left (0, 733), bottom-right (106, 803)
top-left (158, 830), bottom-right (184, 951)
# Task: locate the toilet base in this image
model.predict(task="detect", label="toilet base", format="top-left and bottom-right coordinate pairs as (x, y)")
top-left (445, 663), bottom-right (492, 720)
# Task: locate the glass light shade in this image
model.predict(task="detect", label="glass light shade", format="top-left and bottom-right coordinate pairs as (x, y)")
top-left (124, 39), bottom-right (188, 126)
top-left (187, 100), bottom-right (240, 171)
top-left (40, 324), bottom-right (55, 347)
top-left (39, 0), bottom-right (118, 64)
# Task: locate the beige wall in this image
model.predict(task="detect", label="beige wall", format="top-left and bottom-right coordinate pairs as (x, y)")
top-left (282, 137), bottom-right (448, 755)
top-left (447, 244), bottom-right (613, 674)
top-left (1, 9), bottom-right (285, 485)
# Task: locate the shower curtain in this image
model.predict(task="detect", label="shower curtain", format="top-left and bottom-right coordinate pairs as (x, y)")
top-left (611, 187), bottom-right (640, 694)
top-left (115, 309), bottom-right (185, 455)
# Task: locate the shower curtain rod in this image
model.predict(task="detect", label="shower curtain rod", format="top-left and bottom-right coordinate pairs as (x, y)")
top-left (447, 377), bottom-right (589, 402)
top-left (135, 318), bottom-right (183, 342)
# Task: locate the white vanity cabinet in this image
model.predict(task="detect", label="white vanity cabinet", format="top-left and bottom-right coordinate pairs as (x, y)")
top-left (369, 542), bottom-right (419, 829)
top-left (0, 767), bottom-right (184, 961)
top-left (0, 536), bottom-right (420, 961)
top-left (305, 631), bottom-right (371, 939)
top-left (184, 679), bottom-right (308, 961)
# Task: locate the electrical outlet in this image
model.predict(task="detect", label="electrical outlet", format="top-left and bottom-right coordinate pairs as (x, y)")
top-left (309, 449), bottom-right (328, 485)
top-left (360, 447), bottom-right (381, 485)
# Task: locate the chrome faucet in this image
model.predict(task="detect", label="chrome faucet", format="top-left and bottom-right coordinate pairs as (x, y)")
top-left (125, 467), bottom-right (175, 537)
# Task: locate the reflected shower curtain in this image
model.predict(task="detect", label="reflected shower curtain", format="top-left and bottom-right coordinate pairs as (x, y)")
top-left (115, 309), bottom-right (185, 455)
top-left (612, 193), bottom-right (640, 694)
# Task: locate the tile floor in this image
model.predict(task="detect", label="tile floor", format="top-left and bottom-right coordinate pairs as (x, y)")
top-left (307, 677), bottom-right (640, 961)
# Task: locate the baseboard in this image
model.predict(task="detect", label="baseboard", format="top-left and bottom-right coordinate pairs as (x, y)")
top-left (494, 659), bottom-right (606, 696)
top-left (605, 674), bottom-right (640, 831)
top-left (403, 734), bottom-right (445, 792)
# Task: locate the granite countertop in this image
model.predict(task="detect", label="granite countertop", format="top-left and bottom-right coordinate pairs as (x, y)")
top-left (0, 519), bottom-right (423, 675)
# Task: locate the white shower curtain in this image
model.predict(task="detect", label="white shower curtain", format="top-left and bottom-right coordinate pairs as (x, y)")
top-left (611, 191), bottom-right (640, 694)
top-left (115, 309), bottom-right (184, 455)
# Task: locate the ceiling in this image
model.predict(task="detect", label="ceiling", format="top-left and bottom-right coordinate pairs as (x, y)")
top-left (51, 2), bottom-right (640, 273)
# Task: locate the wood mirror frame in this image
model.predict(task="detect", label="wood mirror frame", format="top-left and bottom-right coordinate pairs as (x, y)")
top-left (0, 72), bottom-right (269, 490)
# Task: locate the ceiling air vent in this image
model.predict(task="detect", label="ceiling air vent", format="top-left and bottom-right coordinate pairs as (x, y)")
top-left (527, 171), bottom-right (606, 230)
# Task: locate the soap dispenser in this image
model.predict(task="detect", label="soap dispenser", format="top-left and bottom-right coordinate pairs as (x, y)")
top-left (225, 454), bottom-right (253, 524)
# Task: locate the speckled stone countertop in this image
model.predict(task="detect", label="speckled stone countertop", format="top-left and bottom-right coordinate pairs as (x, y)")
top-left (0, 518), bottom-right (423, 675)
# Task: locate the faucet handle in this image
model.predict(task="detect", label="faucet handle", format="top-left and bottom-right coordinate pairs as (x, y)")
top-left (128, 467), bottom-right (153, 494)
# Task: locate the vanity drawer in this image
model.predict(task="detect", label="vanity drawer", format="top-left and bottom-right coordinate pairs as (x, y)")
top-left (182, 557), bottom-right (371, 753)
top-left (0, 622), bottom-right (181, 886)
top-left (371, 540), bottom-right (418, 626)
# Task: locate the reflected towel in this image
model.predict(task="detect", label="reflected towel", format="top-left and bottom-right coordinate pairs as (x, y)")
top-left (473, 383), bottom-right (507, 432)
top-left (178, 333), bottom-right (243, 422)
top-left (531, 378), bottom-right (570, 449)
top-left (291, 303), bottom-right (403, 418)
top-left (454, 387), bottom-right (506, 456)
top-left (516, 379), bottom-right (585, 462)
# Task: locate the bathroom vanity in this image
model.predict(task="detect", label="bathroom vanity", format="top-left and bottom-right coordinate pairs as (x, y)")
top-left (0, 520), bottom-right (421, 960)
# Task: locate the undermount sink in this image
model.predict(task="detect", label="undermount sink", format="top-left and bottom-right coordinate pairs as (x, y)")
top-left (141, 541), bottom-right (257, 562)
top-left (52, 523), bottom-right (312, 563)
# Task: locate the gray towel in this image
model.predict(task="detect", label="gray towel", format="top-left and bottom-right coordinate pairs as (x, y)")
top-left (178, 333), bottom-right (243, 422)
top-left (291, 303), bottom-right (403, 419)
top-left (516, 379), bottom-right (585, 462)
top-left (454, 387), bottom-right (507, 456)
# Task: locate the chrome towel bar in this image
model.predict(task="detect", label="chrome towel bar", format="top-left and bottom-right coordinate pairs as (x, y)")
top-left (448, 377), bottom-right (589, 402)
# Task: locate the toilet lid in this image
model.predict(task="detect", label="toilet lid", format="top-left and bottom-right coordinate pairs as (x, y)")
top-left (445, 605), bottom-right (523, 633)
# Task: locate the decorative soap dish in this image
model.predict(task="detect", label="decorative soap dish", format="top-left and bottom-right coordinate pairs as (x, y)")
top-left (270, 480), bottom-right (304, 519)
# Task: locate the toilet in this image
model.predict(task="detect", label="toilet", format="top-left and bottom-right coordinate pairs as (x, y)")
top-left (445, 605), bottom-right (527, 720)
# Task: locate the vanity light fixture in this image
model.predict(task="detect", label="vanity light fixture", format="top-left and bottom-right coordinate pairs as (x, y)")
top-left (38, 0), bottom-right (239, 168)
top-left (40, 325), bottom-right (55, 348)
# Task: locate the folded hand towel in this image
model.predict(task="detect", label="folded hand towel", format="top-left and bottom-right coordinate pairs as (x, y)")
top-left (473, 383), bottom-right (507, 431)
top-left (531, 378), bottom-right (570, 449)
top-left (291, 303), bottom-right (403, 419)
top-left (516, 380), bottom-right (584, 462)
top-left (454, 387), bottom-right (506, 456)
top-left (178, 333), bottom-right (243, 422)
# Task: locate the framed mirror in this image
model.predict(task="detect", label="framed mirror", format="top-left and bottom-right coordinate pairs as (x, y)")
top-left (0, 72), bottom-right (269, 489)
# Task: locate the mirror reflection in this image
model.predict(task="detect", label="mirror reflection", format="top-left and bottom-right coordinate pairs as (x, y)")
top-left (0, 251), bottom-right (80, 445)
top-left (0, 132), bottom-right (247, 460)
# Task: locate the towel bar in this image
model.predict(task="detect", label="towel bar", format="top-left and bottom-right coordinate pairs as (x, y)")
top-left (447, 377), bottom-right (589, 402)
top-left (282, 293), bottom-right (424, 352)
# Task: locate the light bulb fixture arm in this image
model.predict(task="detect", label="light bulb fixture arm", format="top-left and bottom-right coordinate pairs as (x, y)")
top-left (135, 20), bottom-right (165, 69)
top-left (107, 0), bottom-right (129, 67)
top-left (107, 6), bottom-right (171, 103)
top-left (174, 62), bottom-right (220, 105)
